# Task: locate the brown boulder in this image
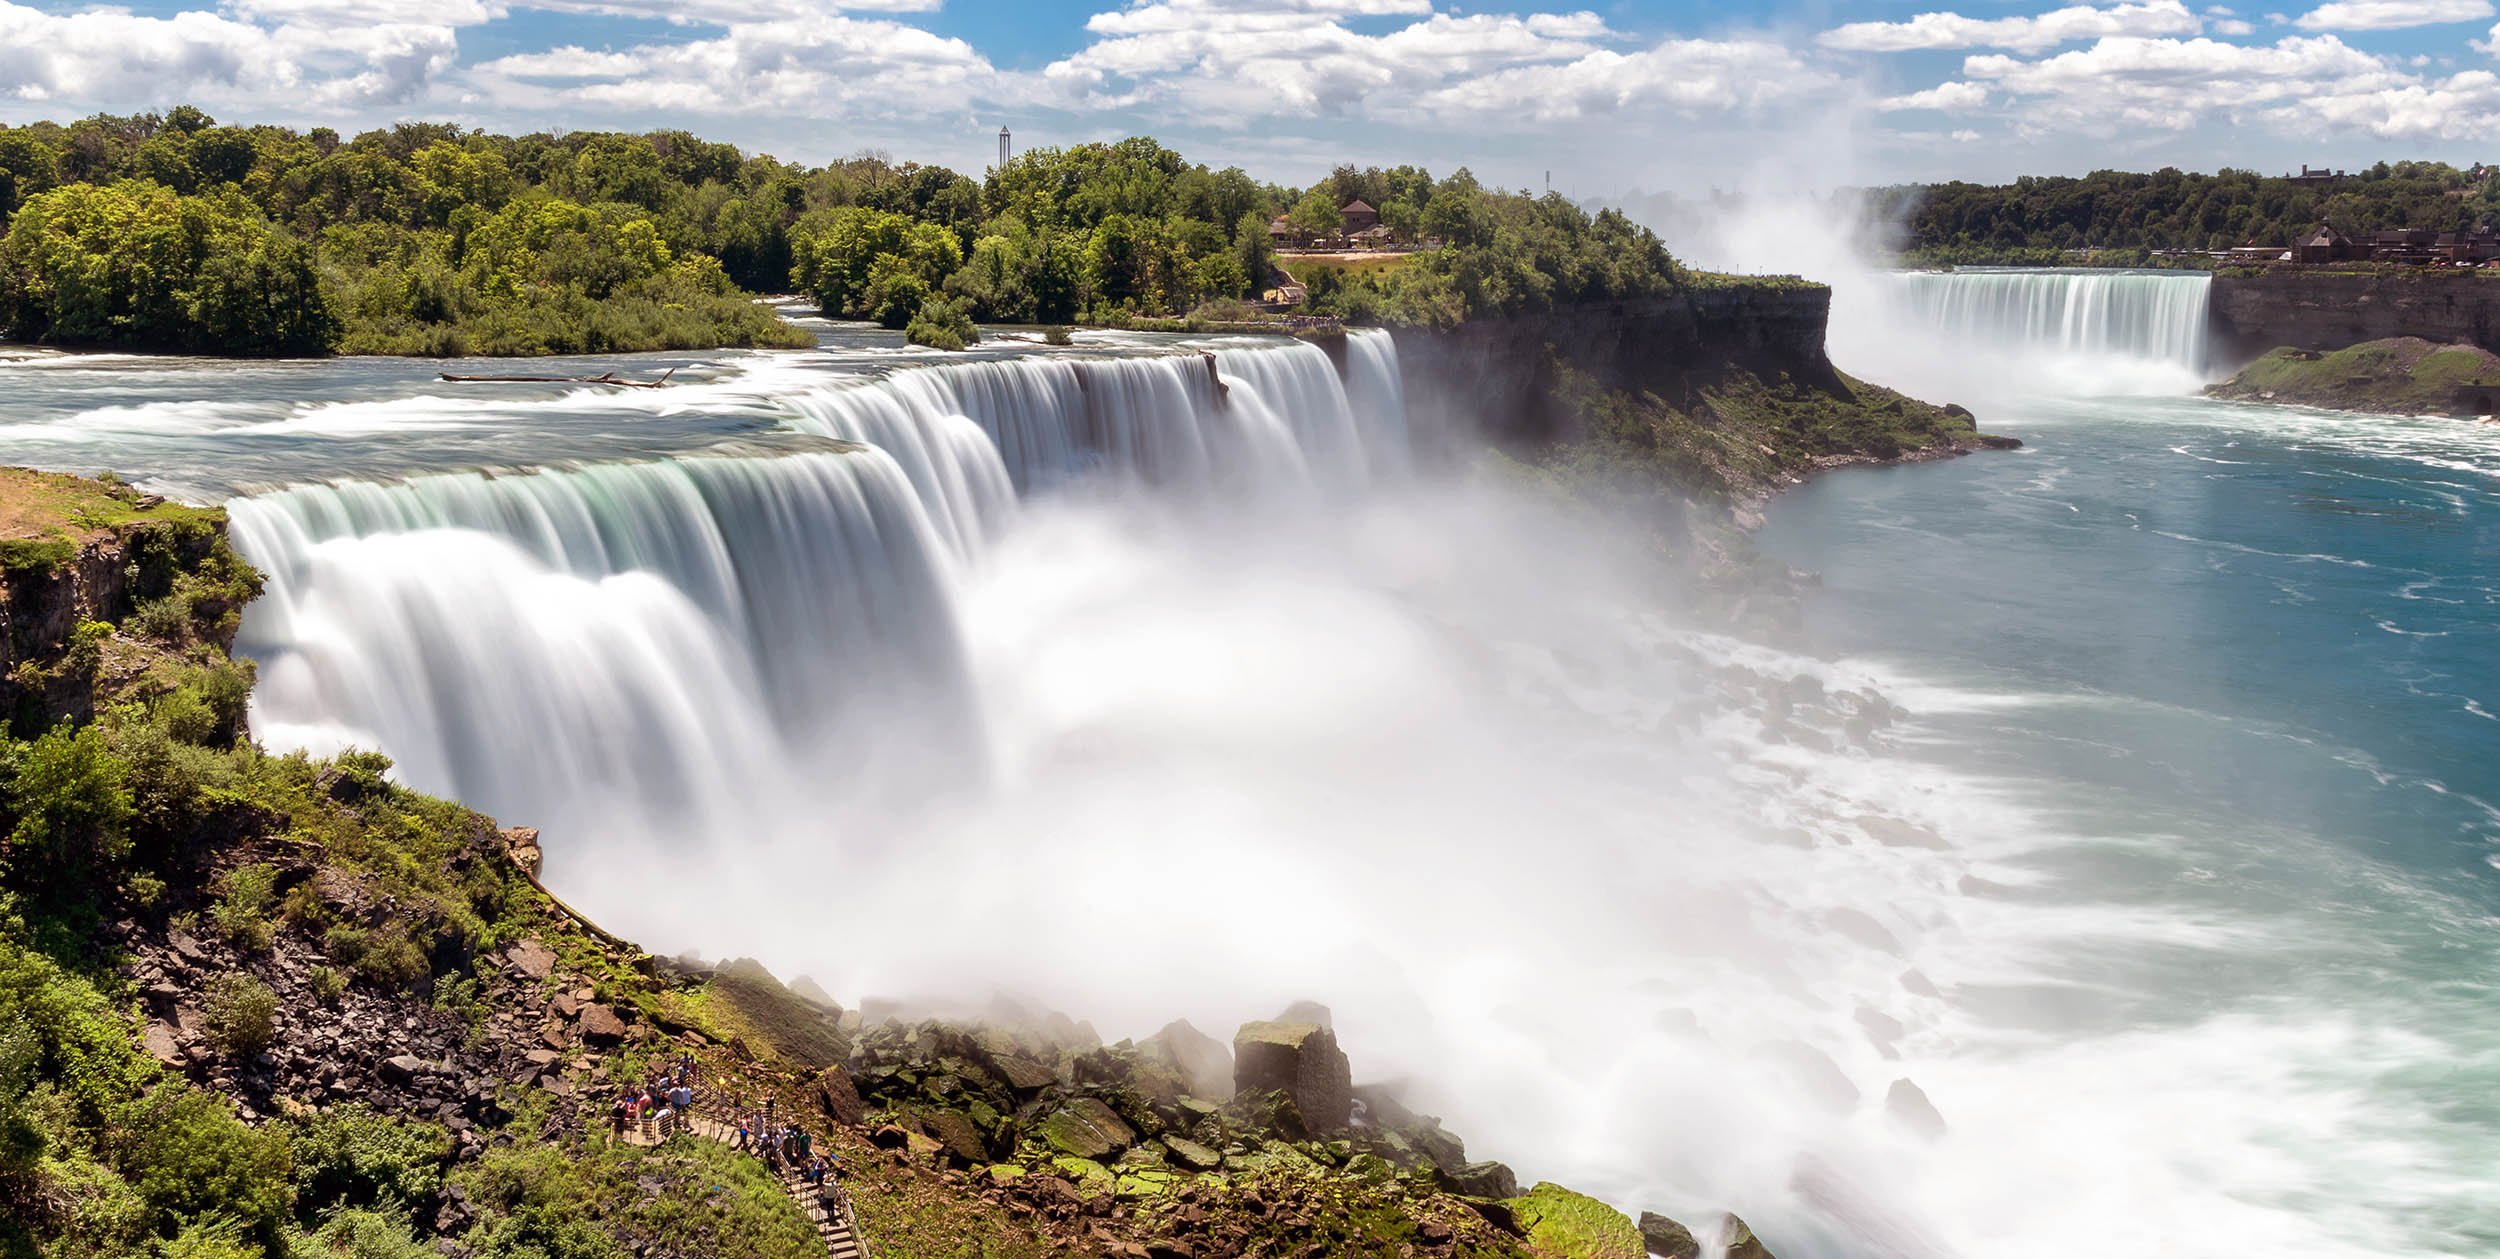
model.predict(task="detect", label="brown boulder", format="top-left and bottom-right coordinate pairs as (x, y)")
top-left (817, 1065), bottom-right (867, 1127)
top-left (500, 827), bottom-right (543, 877)
top-left (1638, 1211), bottom-right (1699, 1259)
top-left (506, 937), bottom-right (556, 980)
top-left (576, 1003), bottom-right (627, 1046)
top-left (1234, 1020), bottom-right (1352, 1134)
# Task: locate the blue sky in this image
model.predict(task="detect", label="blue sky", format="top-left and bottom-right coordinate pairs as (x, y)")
top-left (3, 0), bottom-right (2498, 193)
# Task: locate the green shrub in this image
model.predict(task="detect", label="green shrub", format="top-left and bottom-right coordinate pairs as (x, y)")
top-left (201, 974), bottom-right (277, 1059)
top-left (3, 722), bottom-right (134, 895)
top-left (209, 864), bottom-right (276, 951)
top-left (1042, 325), bottom-right (1075, 346)
top-left (153, 1215), bottom-right (260, 1259)
top-left (287, 1206), bottom-right (437, 1259)
top-left (108, 1085), bottom-right (294, 1247)
top-left (353, 930), bottom-right (429, 991)
top-left (290, 1105), bottom-right (450, 1214)
top-left (306, 966), bottom-right (345, 1004)
top-left (904, 297), bottom-right (978, 351)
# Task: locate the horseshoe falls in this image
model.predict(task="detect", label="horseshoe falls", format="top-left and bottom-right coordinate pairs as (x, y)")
top-left (2, 305), bottom-right (2494, 1259)
top-left (1833, 268), bottom-right (2217, 400)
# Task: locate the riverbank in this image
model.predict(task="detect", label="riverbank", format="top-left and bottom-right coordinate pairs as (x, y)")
top-left (2206, 337), bottom-right (2500, 416)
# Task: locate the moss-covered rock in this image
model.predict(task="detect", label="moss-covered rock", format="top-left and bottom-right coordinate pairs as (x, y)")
top-left (1505, 1182), bottom-right (1644, 1259)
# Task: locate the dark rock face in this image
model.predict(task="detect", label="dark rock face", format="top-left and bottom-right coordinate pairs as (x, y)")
top-left (1638, 1211), bottom-right (1700, 1259)
top-left (1232, 1020), bottom-right (1353, 1135)
top-left (2210, 271), bottom-right (2500, 360)
top-left (1394, 289), bottom-right (1835, 452)
top-left (815, 1065), bottom-right (867, 1127)
top-left (1443, 1160), bottom-right (1517, 1199)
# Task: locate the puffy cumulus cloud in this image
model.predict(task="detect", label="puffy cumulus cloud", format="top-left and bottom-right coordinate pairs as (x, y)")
top-left (1957, 33), bottom-right (2500, 138)
top-left (1404, 38), bottom-right (1830, 121)
top-left (0, 0), bottom-right (457, 107)
top-left (1042, 2), bottom-right (1827, 127)
top-left (1820, 0), bottom-right (2203, 53)
top-left (1878, 81), bottom-right (1991, 110)
top-left (2272, 66), bottom-right (2500, 133)
top-left (470, 14), bottom-right (993, 117)
top-left (2294, 0), bottom-right (2493, 30)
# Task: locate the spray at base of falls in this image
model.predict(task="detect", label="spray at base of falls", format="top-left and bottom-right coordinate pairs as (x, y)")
top-left (210, 320), bottom-right (2470, 1259)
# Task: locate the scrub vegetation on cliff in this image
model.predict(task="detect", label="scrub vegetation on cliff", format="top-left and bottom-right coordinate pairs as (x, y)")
top-left (0, 470), bottom-right (1754, 1259)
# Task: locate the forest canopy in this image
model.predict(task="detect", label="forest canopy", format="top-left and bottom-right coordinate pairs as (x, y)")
top-left (1872, 161), bottom-right (2500, 265)
top-left (0, 110), bottom-right (1704, 357)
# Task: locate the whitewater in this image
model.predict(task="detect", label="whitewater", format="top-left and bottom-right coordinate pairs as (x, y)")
top-left (0, 283), bottom-right (2492, 1257)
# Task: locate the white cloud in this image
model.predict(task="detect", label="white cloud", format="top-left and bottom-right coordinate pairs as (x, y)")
top-left (0, 0), bottom-right (460, 107)
top-left (1040, 3), bottom-right (1829, 128)
top-left (470, 14), bottom-right (994, 117)
top-left (1820, 1), bottom-right (2201, 53)
top-left (2294, 0), bottom-right (2493, 29)
top-left (1879, 80), bottom-right (1991, 110)
top-left (1957, 32), bottom-right (2500, 139)
top-left (2477, 18), bottom-right (2500, 49)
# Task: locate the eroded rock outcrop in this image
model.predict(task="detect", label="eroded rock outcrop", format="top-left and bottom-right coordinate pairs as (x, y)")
top-left (1233, 1018), bottom-right (1353, 1135)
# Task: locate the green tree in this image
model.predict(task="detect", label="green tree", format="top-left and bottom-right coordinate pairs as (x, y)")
top-left (3, 723), bottom-right (134, 893)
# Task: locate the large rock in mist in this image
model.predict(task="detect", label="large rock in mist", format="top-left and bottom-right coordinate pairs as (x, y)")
top-left (1885, 1077), bottom-right (1947, 1141)
top-left (1233, 1019), bottom-right (1353, 1134)
top-left (1638, 1211), bottom-right (1700, 1259)
top-left (1140, 1018), bottom-right (1234, 1101)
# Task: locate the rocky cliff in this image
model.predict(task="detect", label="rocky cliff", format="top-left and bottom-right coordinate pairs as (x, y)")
top-left (2210, 271), bottom-right (2500, 361)
top-left (1390, 283), bottom-right (2004, 514)
top-left (1396, 285), bottom-right (1836, 450)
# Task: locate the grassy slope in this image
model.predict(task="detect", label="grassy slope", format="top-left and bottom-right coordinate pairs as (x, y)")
top-left (2208, 337), bottom-right (2500, 415)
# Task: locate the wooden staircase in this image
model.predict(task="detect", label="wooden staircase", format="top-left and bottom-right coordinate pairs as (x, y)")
top-left (624, 1103), bottom-right (871, 1259)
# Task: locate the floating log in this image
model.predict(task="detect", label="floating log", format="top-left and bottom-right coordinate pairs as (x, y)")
top-left (439, 367), bottom-right (677, 389)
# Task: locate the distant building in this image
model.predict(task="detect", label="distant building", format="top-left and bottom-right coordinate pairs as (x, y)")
top-left (1339, 200), bottom-right (1379, 234)
top-left (2293, 222), bottom-right (2356, 264)
top-left (1348, 224), bottom-right (1394, 248)
top-left (2288, 164), bottom-right (2345, 186)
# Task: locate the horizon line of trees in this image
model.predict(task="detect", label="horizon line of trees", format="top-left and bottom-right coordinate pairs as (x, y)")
top-left (0, 108), bottom-right (1704, 356)
top-left (1866, 161), bottom-right (2500, 262)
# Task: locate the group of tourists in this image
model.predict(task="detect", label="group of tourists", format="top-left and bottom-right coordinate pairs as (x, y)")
top-left (609, 1054), bottom-right (703, 1140)
top-left (601, 1058), bottom-right (846, 1218)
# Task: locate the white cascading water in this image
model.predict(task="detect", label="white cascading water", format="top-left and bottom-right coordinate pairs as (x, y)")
top-left (233, 447), bottom-right (990, 841)
top-left (780, 339), bottom-right (1390, 498)
top-left (1836, 269), bottom-right (2215, 400)
top-left (203, 319), bottom-right (2443, 1259)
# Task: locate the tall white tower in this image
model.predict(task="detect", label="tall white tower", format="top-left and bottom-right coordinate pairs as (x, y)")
top-left (999, 126), bottom-right (1012, 169)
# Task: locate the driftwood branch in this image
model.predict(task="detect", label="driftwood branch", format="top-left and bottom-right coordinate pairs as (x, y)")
top-left (439, 368), bottom-right (677, 389)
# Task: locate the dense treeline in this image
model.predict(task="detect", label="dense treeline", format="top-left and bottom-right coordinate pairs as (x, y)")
top-left (788, 138), bottom-right (1694, 332)
top-left (1880, 161), bottom-right (2500, 264)
top-left (0, 109), bottom-right (1700, 355)
top-left (0, 108), bottom-right (815, 355)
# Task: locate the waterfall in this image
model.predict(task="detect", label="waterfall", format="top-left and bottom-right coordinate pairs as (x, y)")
top-left (780, 335), bottom-right (1398, 496)
top-left (231, 448), bottom-right (982, 845)
top-left (230, 333), bottom-right (1415, 866)
top-left (1833, 269), bottom-right (2214, 399)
